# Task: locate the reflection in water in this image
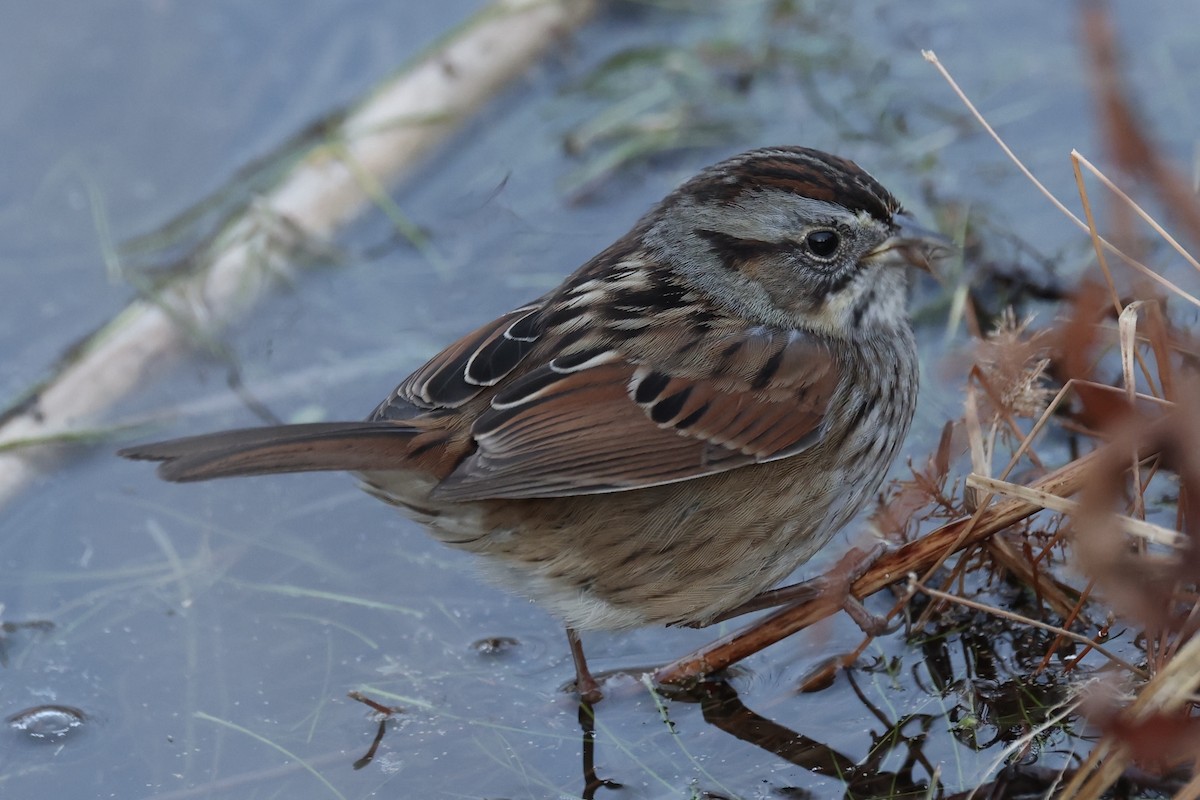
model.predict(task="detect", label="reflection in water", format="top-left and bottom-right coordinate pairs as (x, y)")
top-left (552, 673), bottom-right (941, 799)
top-left (566, 658), bottom-right (1168, 800)
top-left (577, 702), bottom-right (622, 800)
top-left (0, 616), bottom-right (54, 667)
top-left (691, 677), bottom-right (933, 800)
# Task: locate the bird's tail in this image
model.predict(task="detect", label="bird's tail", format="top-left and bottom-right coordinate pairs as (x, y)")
top-left (119, 421), bottom-right (432, 483)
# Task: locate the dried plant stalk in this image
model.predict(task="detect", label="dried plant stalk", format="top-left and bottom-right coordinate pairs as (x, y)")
top-left (1060, 633), bottom-right (1200, 798)
top-left (655, 442), bottom-right (1146, 685)
top-left (0, 0), bottom-right (596, 508)
top-left (967, 473), bottom-right (1183, 548)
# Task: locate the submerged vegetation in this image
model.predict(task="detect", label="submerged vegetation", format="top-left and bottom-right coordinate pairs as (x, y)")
top-left (564, 6), bottom-right (1200, 797)
top-left (3, 2), bottom-right (1198, 798)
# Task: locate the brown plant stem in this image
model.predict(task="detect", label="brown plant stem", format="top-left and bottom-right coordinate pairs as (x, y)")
top-left (655, 440), bottom-right (1145, 686)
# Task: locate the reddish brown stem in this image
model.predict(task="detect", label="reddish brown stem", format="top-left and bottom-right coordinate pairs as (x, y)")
top-left (655, 441), bottom-right (1141, 685)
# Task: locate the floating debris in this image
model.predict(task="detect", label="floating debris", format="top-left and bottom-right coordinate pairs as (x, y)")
top-left (347, 692), bottom-right (402, 770)
top-left (470, 636), bottom-right (520, 656)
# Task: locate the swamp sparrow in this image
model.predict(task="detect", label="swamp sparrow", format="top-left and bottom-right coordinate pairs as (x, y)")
top-left (121, 146), bottom-right (943, 698)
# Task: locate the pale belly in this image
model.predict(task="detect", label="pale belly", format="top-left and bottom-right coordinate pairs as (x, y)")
top-left (356, 337), bottom-right (911, 631)
top-left (360, 447), bottom-right (866, 631)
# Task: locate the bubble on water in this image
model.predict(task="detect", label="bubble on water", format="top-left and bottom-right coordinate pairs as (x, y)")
top-left (470, 636), bottom-right (520, 656)
top-left (7, 705), bottom-right (87, 740)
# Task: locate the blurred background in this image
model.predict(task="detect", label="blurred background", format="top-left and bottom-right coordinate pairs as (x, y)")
top-left (1, 1), bottom-right (1197, 797)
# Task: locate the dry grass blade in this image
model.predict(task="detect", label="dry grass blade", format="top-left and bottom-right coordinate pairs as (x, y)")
top-left (921, 49), bottom-right (1200, 311)
top-left (966, 473), bottom-right (1183, 548)
top-left (655, 439), bottom-right (1154, 685)
top-left (1059, 633), bottom-right (1200, 798)
top-left (925, 10), bottom-right (1200, 795)
top-left (1073, 151), bottom-right (1200, 275)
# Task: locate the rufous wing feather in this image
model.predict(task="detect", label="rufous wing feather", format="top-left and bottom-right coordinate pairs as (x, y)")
top-left (432, 329), bottom-right (840, 501)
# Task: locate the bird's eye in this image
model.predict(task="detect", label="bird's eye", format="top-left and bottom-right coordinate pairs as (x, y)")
top-left (805, 230), bottom-right (840, 258)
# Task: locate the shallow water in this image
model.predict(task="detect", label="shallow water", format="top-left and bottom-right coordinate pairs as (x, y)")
top-left (2, 1), bottom-right (1197, 797)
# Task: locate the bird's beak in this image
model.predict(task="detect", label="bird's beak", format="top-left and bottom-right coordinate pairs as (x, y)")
top-left (868, 212), bottom-right (953, 273)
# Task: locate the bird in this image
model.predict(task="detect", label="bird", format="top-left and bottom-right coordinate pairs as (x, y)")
top-left (120, 146), bottom-right (944, 701)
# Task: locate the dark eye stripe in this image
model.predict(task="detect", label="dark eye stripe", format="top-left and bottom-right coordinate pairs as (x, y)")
top-left (694, 229), bottom-right (792, 269)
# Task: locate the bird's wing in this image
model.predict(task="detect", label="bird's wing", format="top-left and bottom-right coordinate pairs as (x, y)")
top-left (432, 326), bottom-right (840, 500)
top-left (372, 304), bottom-right (543, 417)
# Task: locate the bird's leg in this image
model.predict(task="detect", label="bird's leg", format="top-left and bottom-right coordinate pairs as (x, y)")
top-left (700, 543), bottom-right (898, 636)
top-left (566, 627), bottom-right (604, 704)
